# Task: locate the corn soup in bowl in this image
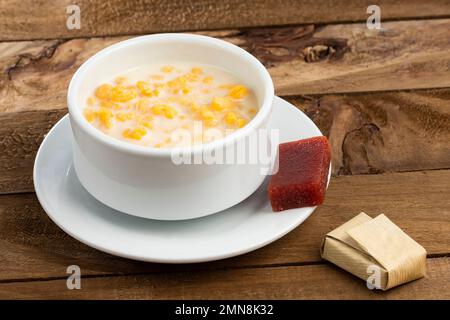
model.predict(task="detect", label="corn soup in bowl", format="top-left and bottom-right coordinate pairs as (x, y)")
top-left (68, 34), bottom-right (274, 220)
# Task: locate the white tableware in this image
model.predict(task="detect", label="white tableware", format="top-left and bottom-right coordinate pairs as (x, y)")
top-left (68, 33), bottom-right (274, 220)
top-left (34, 97), bottom-right (327, 263)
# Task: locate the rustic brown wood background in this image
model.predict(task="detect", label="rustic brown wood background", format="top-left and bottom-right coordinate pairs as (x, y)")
top-left (0, 0), bottom-right (449, 299)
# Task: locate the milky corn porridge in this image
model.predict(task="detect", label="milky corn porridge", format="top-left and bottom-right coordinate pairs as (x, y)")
top-left (83, 64), bottom-right (258, 148)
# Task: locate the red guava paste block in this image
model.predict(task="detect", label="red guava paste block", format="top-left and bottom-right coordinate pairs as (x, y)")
top-left (268, 136), bottom-right (331, 212)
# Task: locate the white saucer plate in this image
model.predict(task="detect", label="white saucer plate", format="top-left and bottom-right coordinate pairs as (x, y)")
top-left (34, 96), bottom-right (326, 263)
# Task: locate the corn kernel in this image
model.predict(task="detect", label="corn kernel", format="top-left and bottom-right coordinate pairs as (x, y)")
top-left (167, 76), bottom-right (187, 88)
top-left (111, 85), bottom-right (138, 102)
top-left (237, 118), bottom-right (247, 128)
top-left (99, 100), bottom-right (111, 108)
top-left (98, 108), bottom-right (113, 129)
top-left (122, 129), bottom-right (131, 139)
top-left (134, 127), bottom-right (147, 136)
top-left (123, 127), bottom-right (147, 140)
top-left (115, 113), bottom-right (134, 122)
top-left (203, 76), bottom-right (213, 84)
top-left (229, 85), bottom-right (248, 99)
top-left (189, 102), bottom-right (201, 112)
top-left (163, 106), bottom-right (178, 119)
top-left (142, 121), bottom-right (153, 129)
top-left (84, 109), bottom-right (96, 123)
top-left (166, 80), bottom-right (177, 88)
top-left (200, 108), bottom-right (215, 121)
top-left (211, 97), bottom-right (234, 111)
top-left (204, 118), bottom-right (218, 127)
top-left (161, 66), bottom-right (174, 73)
top-left (185, 73), bottom-right (200, 82)
top-left (137, 81), bottom-right (154, 97)
top-left (182, 87), bottom-right (190, 95)
top-left (151, 105), bottom-right (164, 115)
top-left (95, 84), bottom-right (113, 100)
top-left (191, 67), bottom-right (202, 74)
top-left (224, 112), bottom-right (238, 126)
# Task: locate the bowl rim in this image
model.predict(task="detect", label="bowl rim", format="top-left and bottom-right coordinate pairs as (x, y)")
top-left (67, 33), bottom-right (274, 158)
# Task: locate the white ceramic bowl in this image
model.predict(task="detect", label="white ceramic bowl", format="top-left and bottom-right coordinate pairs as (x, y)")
top-left (68, 33), bottom-right (274, 220)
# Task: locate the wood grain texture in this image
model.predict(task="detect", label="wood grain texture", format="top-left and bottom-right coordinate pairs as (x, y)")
top-left (2, 19), bottom-right (450, 113)
top-left (0, 110), bottom-right (66, 194)
top-left (0, 170), bottom-right (448, 281)
top-left (1, 257), bottom-right (448, 299)
top-left (287, 89), bottom-right (450, 175)
top-left (250, 20), bottom-right (450, 95)
top-left (1, 0), bottom-right (450, 41)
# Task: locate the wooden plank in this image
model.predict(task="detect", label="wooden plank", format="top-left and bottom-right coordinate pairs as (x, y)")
top-left (0, 170), bottom-right (448, 281)
top-left (0, 257), bottom-right (448, 299)
top-left (1, 0), bottom-right (450, 41)
top-left (2, 20), bottom-right (450, 112)
top-left (287, 89), bottom-right (450, 175)
top-left (260, 20), bottom-right (450, 95)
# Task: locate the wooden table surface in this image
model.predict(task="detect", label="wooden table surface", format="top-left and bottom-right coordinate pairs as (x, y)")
top-left (0, 0), bottom-right (449, 299)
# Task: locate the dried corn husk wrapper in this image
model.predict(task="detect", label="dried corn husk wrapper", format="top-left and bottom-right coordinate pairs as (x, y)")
top-left (320, 212), bottom-right (427, 290)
